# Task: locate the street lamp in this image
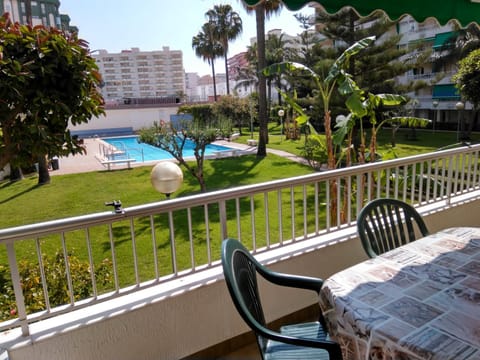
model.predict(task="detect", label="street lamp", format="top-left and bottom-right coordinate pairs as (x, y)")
top-left (150, 162), bottom-right (183, 275)
top-left (455, 101), bottom-right (465, 142)
top-left (278, 109), bottom-right (285, 141)
top-left (151, 162), bottom-right (183, 199)
top-left (432, 100), bottom-right (439, 133)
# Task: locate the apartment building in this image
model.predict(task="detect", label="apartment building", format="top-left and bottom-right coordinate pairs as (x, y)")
top-left (0, 0), bottom-right (75, 31)
top-left (312, 4), bottom-right (473, 133)
top-left (396, 16), bottom-right (468, 131)
top-left (93, 47), bottom-right (185, 104)
top-left (227, 51), bottom-right (249, 80)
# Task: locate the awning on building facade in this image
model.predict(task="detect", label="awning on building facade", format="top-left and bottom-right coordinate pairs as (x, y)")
top-left (433, 31), bottom-right (458, 50)
top-left (241, 0), bottom-right (480, 26)
top-left (432, 84), bottom-right (461, 100)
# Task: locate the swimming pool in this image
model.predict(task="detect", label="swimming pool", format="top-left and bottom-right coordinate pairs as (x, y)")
top-left (101, 136), bottom-right (233, 162)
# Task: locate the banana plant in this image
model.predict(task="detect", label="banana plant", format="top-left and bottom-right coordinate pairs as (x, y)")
top-left (333, 93), bottom-right (430, 214)
top-left (263, 36), bottom-right (375, 171)
top-left (333, 93), bottom-right (431, 167)
top-left (263, 37), bottom-right (374, 225)
top-left (263, 36), bottom-right (431, 225)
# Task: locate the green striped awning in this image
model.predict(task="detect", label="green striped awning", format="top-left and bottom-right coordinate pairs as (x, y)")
top-left (433, 32), bottom-right (458, 50)
top-left (241, 0), bottom-right (480, 26)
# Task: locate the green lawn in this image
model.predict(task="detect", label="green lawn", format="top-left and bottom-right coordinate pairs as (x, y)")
top-left (0, 154), bottom-right (313, 227)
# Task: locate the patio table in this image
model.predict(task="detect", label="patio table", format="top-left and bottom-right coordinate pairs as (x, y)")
top-left (319, 227), bottom-right (480, 360)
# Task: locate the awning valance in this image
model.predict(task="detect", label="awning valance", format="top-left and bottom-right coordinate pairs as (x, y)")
top-left (241, 0), bottom-right (480, 26)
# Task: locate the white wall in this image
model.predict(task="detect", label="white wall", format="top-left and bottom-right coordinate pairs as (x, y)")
top-left (69, 106), bottom-right (180, 133)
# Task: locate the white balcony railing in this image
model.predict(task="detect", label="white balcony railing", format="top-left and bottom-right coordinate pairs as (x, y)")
top-left (0, 143), bottom-right (479, 338)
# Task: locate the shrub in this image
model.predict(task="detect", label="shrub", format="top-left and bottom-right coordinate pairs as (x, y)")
top-left (0, 251), bottom-right (112, 320)
top-left (301, 136), bottom-right (328, 171)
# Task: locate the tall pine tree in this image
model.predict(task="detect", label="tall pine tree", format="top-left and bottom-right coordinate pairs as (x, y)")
top-left (316, 8), bottom-right (417, 94)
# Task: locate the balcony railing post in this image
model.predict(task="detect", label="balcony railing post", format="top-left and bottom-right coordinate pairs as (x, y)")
top-left (446, 155), bottom-right (454, 205)
top-left (219, 200), bottom-right (228, 241)
top-left (6, 242), bottom-right (29, 336)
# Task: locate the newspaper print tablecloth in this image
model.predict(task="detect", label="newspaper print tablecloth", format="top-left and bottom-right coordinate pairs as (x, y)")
top-left (319, 227), bottom-right (480, 360)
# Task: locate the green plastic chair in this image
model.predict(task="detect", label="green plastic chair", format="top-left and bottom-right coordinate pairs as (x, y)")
top-left (357, 198), bottom-right (429, 258)
top-left (221, 238), bottom-right (343, 360)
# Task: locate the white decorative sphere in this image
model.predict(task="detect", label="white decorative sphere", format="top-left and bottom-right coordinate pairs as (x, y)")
top-left (151, 162), bottom-right (183, 195)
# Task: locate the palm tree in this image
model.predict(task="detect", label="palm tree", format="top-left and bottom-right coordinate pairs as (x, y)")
top-left (206, 4), bottom-right (243, 95)
top-left (241, 0), bottom-right (283, 157)
top-left (192, 22), bottom-right (224, 101)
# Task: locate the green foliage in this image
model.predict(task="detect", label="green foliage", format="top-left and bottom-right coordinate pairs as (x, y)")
top-left (0, 252), bottom-right (112, 320)
top-left (178, 104), bottom-right (214, 124)
top-left (453, 48), bottom-right (480, 108)
top-left (263, 36), bottom-right (376, 170)
top-left (315, 8), bottom-right (419, 94)
top-left (264, 39), bottom-right (431, 168)
top-left (0, 13), bottom-right (104, 184)
top-left (263, 36), bottom-right (432, 224)
top-left (205, 4), bottom-right (243, 94)
top-left (192, 22), bottom-right (224, 100)
top-left (301, 135), bottom-right (328, 171)
top-left (212, 95), bottom-right (251, 132)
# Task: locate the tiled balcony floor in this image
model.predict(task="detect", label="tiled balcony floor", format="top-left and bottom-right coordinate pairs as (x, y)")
top-left (190, 306), bottom-right (319, 359)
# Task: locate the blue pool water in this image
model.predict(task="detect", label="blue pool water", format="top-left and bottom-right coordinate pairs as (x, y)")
top-left (102, 136), bottom-right (233, 162)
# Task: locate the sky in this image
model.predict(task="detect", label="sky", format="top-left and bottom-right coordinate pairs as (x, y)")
top-left (59, 0), bottom-right (314, 76)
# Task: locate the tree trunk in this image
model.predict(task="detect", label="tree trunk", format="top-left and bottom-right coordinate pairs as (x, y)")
top-left (211, 61), bottom-right (218, 102)
top-left (277, 75), bottom-right (282, 105)
top-left (9, 167), bottom-right (24, 182)
top-left (224, 54), bottom-right (230, 95)
top-left (37, 154), bottom-right (51, 185)
top-left (25, 0), bottom-right (32, 25)
top-left (348, 10), bottom-right (356, 75)
top-left (471, 109), bottom-right (479, 133)
top-left (267, 78), bottom-right (272, 113)
top-left (465, 108), bottom-right (477, 139)
top-left (324, 110), bottom-right (338, 225)
top-left (256, 4), bottom-right (268, 157)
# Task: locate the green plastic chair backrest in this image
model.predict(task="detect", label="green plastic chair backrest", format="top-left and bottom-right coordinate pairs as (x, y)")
top-left (221, 238), bottom-right (268, 353)
top-left (357, 198), bottom-right (429, 258)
